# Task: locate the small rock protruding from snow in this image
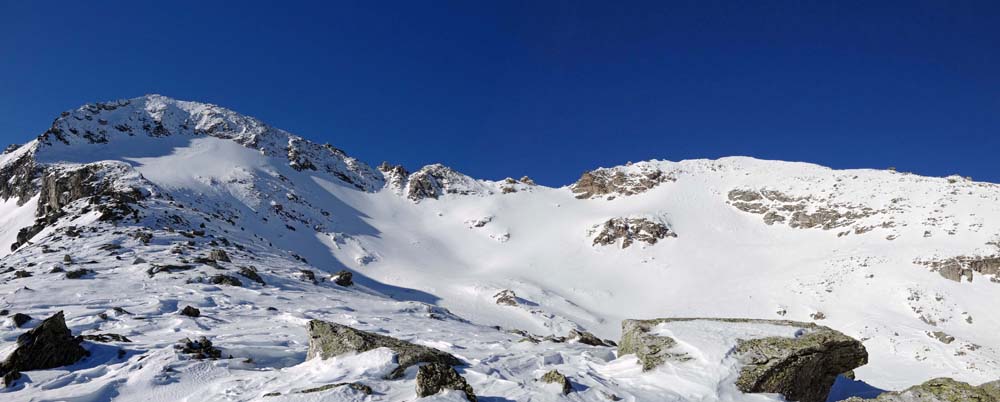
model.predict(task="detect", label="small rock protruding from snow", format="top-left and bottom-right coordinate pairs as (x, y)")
top-left (331, 270), bottom-right (353, 286)
top-left (538, 369), bottom-right (572, 395)
top-left (415, 362), bottom-right (477, 401)
top-left (494, 289), bottom-right (518, 306)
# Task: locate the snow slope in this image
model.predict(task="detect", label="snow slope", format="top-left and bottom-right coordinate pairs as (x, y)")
top-left (1, 95), bottom-right (998, 401)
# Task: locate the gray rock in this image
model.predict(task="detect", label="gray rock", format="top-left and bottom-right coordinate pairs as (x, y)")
top-left (306, 320), bottom-right (462, 378)
top-left (0, 311), bottom-right (89, 387)
top-left (539, 369), bottom-right (572, 395)
top-left (298, 269), bottom-right (317, 284)
top-left (619, 318), bottom-right (868, 402)
top-left (840, 377), bottom-right (1000, 402)
top-left (415, 362), bottom-right (477, 401)
top-left (572, 167), bottom-right (674, 199)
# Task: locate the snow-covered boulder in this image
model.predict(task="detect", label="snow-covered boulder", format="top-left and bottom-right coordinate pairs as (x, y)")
top-left (618, 318), bottom-right (868, 402)
top-left (306, 320), bottom-right (463, 378)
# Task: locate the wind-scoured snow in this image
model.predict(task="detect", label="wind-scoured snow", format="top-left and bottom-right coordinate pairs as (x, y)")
top-left (1, 95), bottom-right (998, 401)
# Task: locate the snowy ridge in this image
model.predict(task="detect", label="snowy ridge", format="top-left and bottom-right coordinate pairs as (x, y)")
top-left (1, 95), bottom-right (999, 401)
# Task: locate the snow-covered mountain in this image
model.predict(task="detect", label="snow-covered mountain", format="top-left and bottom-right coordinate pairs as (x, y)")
top-left (1, 95), bottom-right (998, 401)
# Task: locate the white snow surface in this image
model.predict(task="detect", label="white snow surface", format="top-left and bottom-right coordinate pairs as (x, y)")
top-left (1, 95), bottom-right (999, 401)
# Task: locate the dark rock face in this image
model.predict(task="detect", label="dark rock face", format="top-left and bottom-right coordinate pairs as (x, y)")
top-left (539, 369), bottom-right (572, 395)
top-left (0, 311), bottom-right (89, 387)
top-left (571, 166), bottom-right (674, 199)
top-left (0, 150), bottom-right (38, 206)
top-left (415, 362), bottom-right (477, 401)
top-left (175, 336), bottom-right (222, 359)
top-left (331, 270), bottom-right (353, 287)
top-left (237, 266), bottom-right (265, 285)
top-left (592, 217), bottom-right (677, 248)
top-left (180, 306), bottom-right (201, 318)
top-left (306, 320), bottom-right (462, 378)
top-left (619, 318), bottom-right (868, 402)
top-left (841, 377), bottom-right (1000, 402)
top-left (11, 313), bottom-right (32, 328)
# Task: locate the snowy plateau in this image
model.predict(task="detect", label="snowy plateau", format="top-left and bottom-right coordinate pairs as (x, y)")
top-left (0, 95), bottom-right (997, 402)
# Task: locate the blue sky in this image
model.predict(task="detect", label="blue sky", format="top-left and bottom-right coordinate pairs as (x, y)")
top-left (1, 1), bottom-right (997, 185)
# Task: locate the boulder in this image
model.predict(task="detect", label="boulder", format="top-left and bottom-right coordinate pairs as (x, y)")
top-left (619, 318), bottom-right (868, 402)
top-left (11, 313), bottom-right (31, 328)
top-left (568, 329), bottom-right (611, 347)
top-left (175, 336), bottom-right (222, 359)
top-left (237, 266), bottom-right (265, 285)
top-left (840, 377), bottom-right (1000, 402)
top-left (331, 270), bottom-right (353, 287)
top-left (0, 311), bottom-right (89, 387)
top-left (209, 274), bottom-right (242, 287)
top-left (180, 306), bottom-right (201, 318)
top-left (208, 249), bottom-right (231, 262)
top-left (415, 362), bottom-right (477, 401)
top-left (65, 268), bottom-right (92, 279)
top-left (539, 369), bottom-right (572, 395)
top-left (306, 320), bottom-right (462, 378)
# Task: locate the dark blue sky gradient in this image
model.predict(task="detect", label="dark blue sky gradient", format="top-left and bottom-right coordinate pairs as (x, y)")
top-left (1, 1), bottom-right (998, 185)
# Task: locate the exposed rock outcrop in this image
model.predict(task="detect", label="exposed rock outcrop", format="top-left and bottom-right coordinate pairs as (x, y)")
top-left (175, 336), bottom-right (222, 359)
top-left (840, 377), bottom-right (1000, 402)
top-left (591, 217), bottom-right (676, 248)
top-left (306, 320), bottom-right (462, 378)
top-left (727, 188), bottom-right (887, 233)
top-left (917, 254), bottom-right (1000, 283)
top-left (0, 311), bottom-right (89, 387)
top-left (571, 163), bottom-right (675, 199)
top-left (404, 164), bottom-right (487, 201)
top-left (618, 318), bottom-right (868, 402)
top-left (493, 289), bottom-right (518, 306)
top-left (298, 382), bottom-right (373, 395)
top-left (415, 362), bottom-right (477, 401)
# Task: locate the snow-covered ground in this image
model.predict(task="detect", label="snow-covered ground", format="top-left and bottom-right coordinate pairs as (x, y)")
top-left (1, 95), bottom-right (998, 401)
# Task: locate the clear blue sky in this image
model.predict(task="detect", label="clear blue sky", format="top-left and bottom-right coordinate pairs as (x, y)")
top-left (2, 1), bottom-right (998, 185)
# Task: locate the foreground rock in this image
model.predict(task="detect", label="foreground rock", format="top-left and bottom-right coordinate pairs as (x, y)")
top-left (619, 318), bottom-right (868, 402)
top-left (0, 311), bottom-right (89, 386)
top-left (415, 362), bottom-right (477, 401)
top-left (307, 320), bottom-right (462, 378)
top-left (331, 270), bottom-right (353, 286)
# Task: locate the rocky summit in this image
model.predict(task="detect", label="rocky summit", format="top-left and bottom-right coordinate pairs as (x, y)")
top-left (0, 95), bottom-right (998, 401)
